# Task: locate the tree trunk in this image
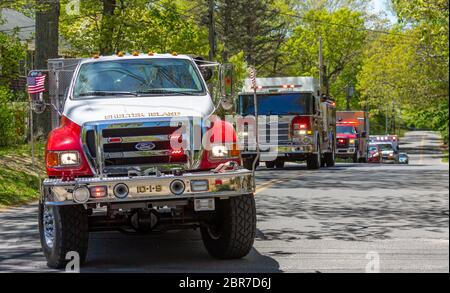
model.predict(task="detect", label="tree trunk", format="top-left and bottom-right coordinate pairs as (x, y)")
top-left (34, 0), bottom-right (60, 139)
top-left (99, 0), bottom-right (116, 55)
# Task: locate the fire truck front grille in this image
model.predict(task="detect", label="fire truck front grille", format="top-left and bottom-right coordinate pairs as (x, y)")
top-left (102, 125), bottom-right (185, 167)
top-left (242, 121), bottom-right (290, 147)
top-left (83, 120), bottom-right (188, 176)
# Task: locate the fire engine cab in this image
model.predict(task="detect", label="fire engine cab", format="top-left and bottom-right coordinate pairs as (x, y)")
top-left (336, 111), bottom-right (369, 163)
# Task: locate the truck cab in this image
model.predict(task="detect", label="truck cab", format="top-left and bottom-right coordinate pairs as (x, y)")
top-left (35, 53), bottom-right (256, 269)
top-left (336, 111), bottom-right (369, 163)
top-left (237, 77), bottom-right (336, 170)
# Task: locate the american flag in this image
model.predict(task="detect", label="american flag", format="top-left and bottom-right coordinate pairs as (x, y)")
top-left (27, 74), bottom-right (46, 94)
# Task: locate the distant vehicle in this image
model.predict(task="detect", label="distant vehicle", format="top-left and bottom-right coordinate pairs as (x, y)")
top-left (372, 142), bottom-right (399, 163)
top-left (369, 135), bottom-right (399, 152)
top-left (336, 111), bottom-right (369, 163)
top-left (399, 153), bottom-right (409, 164)
top-left (238, 77), bottom-right (336, 170)
top-left (367, 144), bottom-right (381, 163)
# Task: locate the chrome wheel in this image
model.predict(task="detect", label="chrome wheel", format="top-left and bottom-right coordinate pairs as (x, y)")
top-left (43, 205), bottom-right (55, 248)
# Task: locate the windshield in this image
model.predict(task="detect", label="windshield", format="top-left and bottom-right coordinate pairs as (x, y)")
top-left (378, 144), bottom-right (393, 151)
top-left (238, 93), bottom-right (313, 116)
top-left (72, 58), bottom-right (205, 98)
top-left (368, 146), bottom-right (378, 152)
top-left (337, 125), bottom-right (356, 134)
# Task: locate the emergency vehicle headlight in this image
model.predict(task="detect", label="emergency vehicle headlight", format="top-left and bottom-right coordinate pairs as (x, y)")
top-left (293, 130), bottom-right (307, 136)
top-left (59, 151), bottom-right (80, 166)
top-left (211, 145), bottom-right (228, 158)
top-left (349, 139), bottom-right (356, 145)
top-left (47, 151), bottom-right (80, 167)
top-left (210, 144), bottom-right (240, 159)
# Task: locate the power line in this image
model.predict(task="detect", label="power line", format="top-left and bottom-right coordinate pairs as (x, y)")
top-left (0, 25), bottom-right (35, 32)
top-left (279, 11), bottom-right (420, 40)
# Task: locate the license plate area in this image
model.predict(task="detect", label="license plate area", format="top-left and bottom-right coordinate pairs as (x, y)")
top-left (136, 185), bottom-right (163, 194)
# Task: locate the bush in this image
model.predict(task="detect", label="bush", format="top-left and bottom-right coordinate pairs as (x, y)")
top-left (0, 86), bottom-right (28, 147)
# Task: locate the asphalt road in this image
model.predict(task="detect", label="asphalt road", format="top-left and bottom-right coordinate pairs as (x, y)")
top-left (0, 131), bottom-right (448, 273)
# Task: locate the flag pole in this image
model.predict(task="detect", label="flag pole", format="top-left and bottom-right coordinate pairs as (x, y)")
top-left (28, 93), bottom-right (35, 168)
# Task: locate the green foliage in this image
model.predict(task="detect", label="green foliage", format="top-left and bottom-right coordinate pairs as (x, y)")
top-left (59, 0), bottom-right (209, 56)
top-left (281, 8), bottom-right (367, 104)
top-left (0, 86), bottom-right (27, 146)
top-left (0, 31), bottom-right (27, 87)
top-left (358, 1), bottom-right (448, 141)
top-left (0, 143), bottom-right (45, 207)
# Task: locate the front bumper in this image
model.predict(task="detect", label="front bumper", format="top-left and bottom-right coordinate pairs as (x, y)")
top-left (42, 169), bottom-right (253, 206)
top-left (336, 147), bottom-right (356, 155)
top-left (242, 144), bottom-right (315, 155)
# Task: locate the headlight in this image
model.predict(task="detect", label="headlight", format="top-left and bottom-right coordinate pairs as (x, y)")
top-left (60, 152), bottom-right (80, 165)
top-left (349, 139), bottom-right (356, 145)
top-left (210, 144), bottom-right (240, 159)
top-left (211, 145), bottom-right (229, 158)
top-left (47, 151), bottom-right (80, 167)
top-left (238, 131), bottom-right (249, 138)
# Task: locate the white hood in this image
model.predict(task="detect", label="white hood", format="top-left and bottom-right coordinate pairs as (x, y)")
top-left (63, 95), bottom-right (215, 126)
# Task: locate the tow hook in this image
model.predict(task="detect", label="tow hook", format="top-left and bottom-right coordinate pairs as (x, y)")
top-left (213, 161), bottom-right (238, 173)
top-left (130, 209), bottom-right (158, 233)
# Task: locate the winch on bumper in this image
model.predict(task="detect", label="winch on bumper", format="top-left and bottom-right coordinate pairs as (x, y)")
top-left (42, 168), bottom-right (253, 206)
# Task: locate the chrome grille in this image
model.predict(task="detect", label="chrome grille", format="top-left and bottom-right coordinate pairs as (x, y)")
top-left (241, 118), bottom-right (292, 148)
top-left (82, 119), bottom-right (190, 176)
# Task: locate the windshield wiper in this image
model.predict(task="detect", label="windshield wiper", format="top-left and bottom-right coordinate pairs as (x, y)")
top-left (78, 91), bottom-right (139, 97)
top-left (136, 89), bottom-right (198, 96)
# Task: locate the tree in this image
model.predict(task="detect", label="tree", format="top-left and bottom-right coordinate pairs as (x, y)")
top-left (59, 0), bottom-right (209, 56)
top-left (281, 8), bottom-right (367, 104)
top-left (34, 0), bottom-right (60, 138)
top-left (357, 1), bottom-right (449, 140)
top-left (215, 0), bottom-right (286, 73)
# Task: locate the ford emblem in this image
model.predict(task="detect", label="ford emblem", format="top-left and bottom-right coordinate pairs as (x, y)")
top-left (135, 142), bottom-right (156, 151)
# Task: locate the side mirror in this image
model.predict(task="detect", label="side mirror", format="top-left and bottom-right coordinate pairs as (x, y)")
top-left (361, 131), bottom-right (367, 138)
top-left (200, 66), bottom-right (213, 82)
top-left (193, 57), bottom-right (214, 82)
top-left (220, 64), bottom-right (235, 111)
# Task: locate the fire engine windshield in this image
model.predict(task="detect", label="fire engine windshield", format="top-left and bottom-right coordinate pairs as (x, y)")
top-left (72, 58), bottom-right (205, 98)
top-left (238, 93), bottom-right (313, 116)
top-left (337, 125), bottom-right (356, 134)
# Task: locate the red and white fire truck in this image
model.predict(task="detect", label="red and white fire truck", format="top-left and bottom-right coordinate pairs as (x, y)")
top-left (32, 53), bottom-right (256, 269)
top-left (336, 111), bottom-right (369, 163)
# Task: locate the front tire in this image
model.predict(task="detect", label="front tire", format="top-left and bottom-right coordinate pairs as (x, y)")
top-left (39, 203), bottom-right (89, 269)
top-left (265, 161), bottom-right (275, 168)
top-left (352, 152), bottom-right (358, 163)
top-left (275, 160), bottom-right (285, 169)
top-left (324, 150), bottom-right (335, 167)
top-left (201, 194), bottom-right (256, 259)
top-left (307, 139), bottom-right (321, 170)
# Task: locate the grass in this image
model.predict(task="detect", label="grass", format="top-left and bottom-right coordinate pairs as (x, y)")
top-left (442, 150), bottom-right (449, 163)
top-left (0, 142), bottom-right (45, 208)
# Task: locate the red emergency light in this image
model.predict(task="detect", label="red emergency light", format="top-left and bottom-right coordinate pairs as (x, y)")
top-left (338, 120), bottom-right (357, 124)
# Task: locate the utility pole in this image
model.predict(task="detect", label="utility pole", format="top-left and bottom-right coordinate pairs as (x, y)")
top-left (319, 37), bottom-right (324, 95)
top-left (392, 99), bottom-right (396, 135)
top-left (346, 85), bottom-right (354, 111)
top-left (208, 0), bottom-right (216, 61)
top-left (385, 104), bottom-right (389, 134)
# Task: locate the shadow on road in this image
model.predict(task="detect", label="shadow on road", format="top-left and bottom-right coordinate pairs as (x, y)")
top-left (82, 229), bottom-right (281, 273)
top-left (255, 165), bottom-right (449, 242)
